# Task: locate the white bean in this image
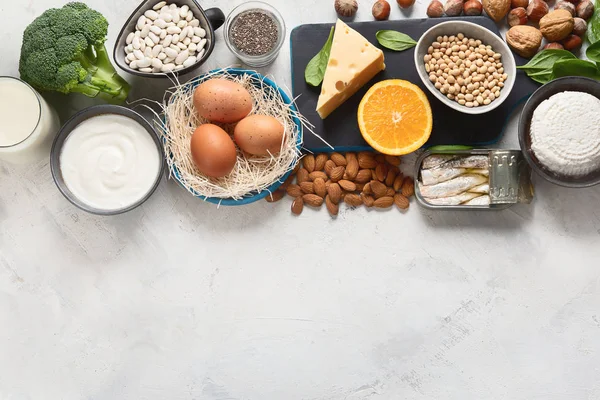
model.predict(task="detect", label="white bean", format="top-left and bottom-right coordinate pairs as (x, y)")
top-left (154, 18), bottom-right (167, 29)
top-left (167, 26), bottom-right (181, 34)
top-left (177, 20), bottom-right (187, 28)
top-left (150, 25), bottom-right (162, 35)
top-left (186, 11), bottom-right (193, 21)
top-left (133, 49), bottom-right (145, 60)
top-left (169, 44), bottom-right (180, 52)
top-left (174, 65), bottom-right (185, 71)
top-left (163, 35), bottom-right (173, 47)
top-left (183, 37), bottom-right (191, 46)
top-left (180, 5), bottom-right (190, 18)
top-left (197, 48), bottom-right (205, 59)
top-left (130, 60), bottom-right (138, 69)
top-left (141, 25), bottom-right (151, 38)
top-left (164, 57), bottom-right (174, 64)
top-left (160, 13), bottom-right (173, 23)
top-left (198, 38), bottom-right (207, 49)
top-left (158, 52), bottom-right (167, 60)
top-left (140, 41), bottom-right (146, 51)
top-left (169, 3), bottom-right (177, 9)
top-left (175, 51), bottom-right (189, 65)
top-left (166, 22), bottom-right (175, 27)
top-left (126, 32), bottom-right (135, 45)
top-left (144, 37), bottom-right (154, 47)
top-left (140, 67), bottom-right (153, 73)
top-left (152, 45), bottom-right (163, 57)
top-left (144, 10), bottom-right (159, 20)
top-left (172, 34), bottom-right (180, 44)
top-left (162, 63), bottom-right (176, 72)
top-left (190, 19), bottom-right (200, 27)
top-left (177, 42), bottom-right (187, 50)
top-left (172, 11), bottom-right (181, 24)
top-left (182, 55), bottom-right (197, 68)
top-left (164, 47), bottom-right (179, 58)
top-left (144, 47), bottom-right (153, 57)
top-left (180, 26), bottom-right (190, 38)
top-left (188, 43), bottom-right (197, 53)
top-left (137, 57), bottom-right (152, 68)
top-left (192, 36), bottom-right (201, 44)
top-left (186, 27), bottom-right (194, 38)
top-left (152, 58), bottom-right (163, 69)
top-left (153, 66), bottom-right (162, 73)
top-left (193, 27), bottom-right (206, 38)
top-left (125, 44), bottom-right (134, 53)
top-left (137, 16), bottom-right (146, 30)
top-left (153, 1), bottom-right (167, 10)
top-left (160, 30), bottom-right (167, 39)
top-left (126, 53), bottom-right (136, 62)
top-left (125, 58), bottom-right (131, 65)
top-left (160, 5), bottom-right (168, 12)
top-left (149, 32), bottom-right (160, 44)
top-left (132, 36), bottom-right (141, 49)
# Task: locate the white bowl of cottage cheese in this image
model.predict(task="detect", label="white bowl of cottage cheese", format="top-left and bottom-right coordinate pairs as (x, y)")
top-left (519, 77), bottom-right (600, 188)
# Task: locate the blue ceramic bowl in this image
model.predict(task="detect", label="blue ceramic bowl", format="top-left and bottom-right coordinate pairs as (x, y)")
top-left (163, 68), bottom-right (303, 206)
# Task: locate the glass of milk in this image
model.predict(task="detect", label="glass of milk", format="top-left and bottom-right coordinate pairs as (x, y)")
top-left (0, 76), bottom-right (61, 164)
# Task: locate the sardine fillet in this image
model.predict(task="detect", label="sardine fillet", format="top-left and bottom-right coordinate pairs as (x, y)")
top-left (422, 155), bottom-right (456, 169)
top-left (421, 167), bottom-right (466, 186)
top-left (442, 155), bottom-right (488, 169)
top-left (419, 174), bottom-right (488, 198)
top-left (425, 192), bottom-right (479, 206)
top-left (468, 183), bottom-right (490, 194)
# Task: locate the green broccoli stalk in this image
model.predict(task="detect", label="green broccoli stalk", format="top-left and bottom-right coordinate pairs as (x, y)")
top-left (19, 2), bottom-right (130, 104)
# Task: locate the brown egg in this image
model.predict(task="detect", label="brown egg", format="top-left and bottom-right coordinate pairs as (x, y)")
top-left (190, 124), bottom-right (237, 178)
top-left (193, 79), bottom-right (253, 124)
top-left (234, 115), bottom-right (285, 156)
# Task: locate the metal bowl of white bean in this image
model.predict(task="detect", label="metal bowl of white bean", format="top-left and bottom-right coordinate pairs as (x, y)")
top-left (114, 0), bottom-right (225, 78)
top-left (414, 20), bottom-right (516, 115)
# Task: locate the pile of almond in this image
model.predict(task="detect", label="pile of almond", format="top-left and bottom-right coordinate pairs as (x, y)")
top-left (265, 152), bottom-right (415, 217)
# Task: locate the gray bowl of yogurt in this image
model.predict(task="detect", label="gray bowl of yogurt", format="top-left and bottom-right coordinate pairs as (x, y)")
top-left (50, 105), bottom-right (164, 215)
top-left (519, 77), bottom-right (600, 188)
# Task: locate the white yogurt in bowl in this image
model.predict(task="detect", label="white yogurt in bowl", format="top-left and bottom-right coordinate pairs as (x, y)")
top-left (51, 106), bottom-right (163, 214)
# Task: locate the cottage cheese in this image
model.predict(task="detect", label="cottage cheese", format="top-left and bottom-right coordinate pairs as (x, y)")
top-left (530, 91), bottom-right (600, 177)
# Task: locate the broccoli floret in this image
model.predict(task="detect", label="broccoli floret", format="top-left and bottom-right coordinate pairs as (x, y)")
top-left (19, 2), bottom-right (129, 104)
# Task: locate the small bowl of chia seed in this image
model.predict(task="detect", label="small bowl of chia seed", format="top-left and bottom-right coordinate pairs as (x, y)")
top-left (224, 1), bottom-right (286, 67)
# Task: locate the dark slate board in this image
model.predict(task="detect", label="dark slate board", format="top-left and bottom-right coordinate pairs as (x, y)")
top-left (290, 16), bottom-right (540, 152)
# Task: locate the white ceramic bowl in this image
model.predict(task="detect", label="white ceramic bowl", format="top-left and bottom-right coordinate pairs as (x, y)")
top-left (414, 20), bottom-right (516, 115)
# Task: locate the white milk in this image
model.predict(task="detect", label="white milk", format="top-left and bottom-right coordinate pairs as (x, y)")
top-left (0, 77), bottom-right (60, 164)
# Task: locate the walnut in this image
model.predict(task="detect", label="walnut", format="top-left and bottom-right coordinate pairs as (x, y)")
top-left (483, 0), bottom-right (511, 21)
top-left (540, 9), bottom-right (574, 42)
top-left (506, 25), bottom-right (542, 58)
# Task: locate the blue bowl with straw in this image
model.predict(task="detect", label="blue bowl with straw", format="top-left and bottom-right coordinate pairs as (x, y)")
top-left (162, 68), bottom-right (303, 206)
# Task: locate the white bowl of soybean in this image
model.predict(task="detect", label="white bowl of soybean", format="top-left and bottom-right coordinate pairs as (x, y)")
top-left (414, 20), bottom-right (516, 115)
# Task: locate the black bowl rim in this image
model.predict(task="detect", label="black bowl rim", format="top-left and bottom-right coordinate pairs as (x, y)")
top-left (113, 0), bottom-right (218, 79)
top-left (518, 76), bottom-right (600, 188)
top-left (50, 105), bottom-right (165, 216)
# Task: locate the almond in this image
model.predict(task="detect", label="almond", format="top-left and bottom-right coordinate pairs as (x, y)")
top-left (345, 152), bottom-right (357, 165)
top-left (386, 187), bottom-right (396, 197)
top-left (384, 155), bottom-right (401, 166)
top-left (374, 196), bottom-right (394, 208)
top-left (361, 193), bottom-right (375, 207)
top-left (345, 154), bottom-right (359, 179)
top-left (291, 197), bottom-right (304, 215)
top-left (303, 193), bottom-right (324, 207)
top-left (393, 174), bottom-right (404, 191)
top-left (325, 195), bottom-right (339, 216)
top-left (401, 177), bottom-right (415, 197)
top-left (303, 154), bottom-right (315, 172)
top-left (324, 160), bottom-right (337, 176)
top-left (313, 178), bottom-right (327, 198)
top-left (265, 190), bottom-right (285, 202)
top-left (309, 171), bottom-right (328, 181)
top-left (375, 154), bottom-right (386, 163)
top-left (327, 182), bottom-right (342, 204)
top-left (344, 193), bottom-right (363, 207)
top-left (375, 163), bottom-right (388, 182)
top-left (330, 152), bottom-right (347, 167)
top-left (286, 184), bottom-right (303, 198)
top-left (362, 182), bottom-right (372, 194)
top-left (300, 181), bottom-right (315, 194)
top-left (370, 180), bottom-right (388, 199)
top-left (339, 179), bottom-right (357, 192)
top-left (330, 166), bottom-right (345, 182)
top-left (394, 194), bottom-right (410, 210)
top-left (355, 183), bottom-right (365, 192)
top-left (297, 168), bottom-right (309, 184)
top-left (385, 168), bottom-right (398, 187)
top-left (355, 169), bottom-right (372, 183)
top-left (315, 154), bottom-right (328, 171)
top-left (358, 152), bottom-right (377, 169)
top-left (371, 169), bottom-right (378, 181)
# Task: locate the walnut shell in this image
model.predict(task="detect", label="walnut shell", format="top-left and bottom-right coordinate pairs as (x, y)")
top-left (506, 25), bottom-right (542, 58)
top-left (540, 9), bottom-right (574, 42)
top-left (483, 0), bottom-right (511, 21)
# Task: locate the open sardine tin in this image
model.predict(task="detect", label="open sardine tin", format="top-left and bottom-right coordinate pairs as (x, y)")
top-left (414, 149), bottom-right (534, 210)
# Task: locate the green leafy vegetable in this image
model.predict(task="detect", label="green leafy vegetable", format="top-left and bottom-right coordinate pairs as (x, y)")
top-left (587, 41), bottom-right (600, 63)
top-left (587, 0), bottom-right (600, 44)
top-left (427, 145), bottom-right (473, 152)
top-left (516, 49), bottom-right (578, 84)
top-left (375, 30), bottom-right (417, 52)
top-left (551, 59), bottom-right (600, 80)
top-left (305, 27), bottom-right (335, 87)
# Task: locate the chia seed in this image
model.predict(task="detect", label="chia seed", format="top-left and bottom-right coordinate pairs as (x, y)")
top-left (230, 10), bottom-right (279, 56)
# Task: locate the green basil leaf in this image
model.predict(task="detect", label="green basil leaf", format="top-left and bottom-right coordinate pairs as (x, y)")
top-left (516, 49), bottom-right (577, 72)
top-left (305, 27), bottom-right (335, 87)
top-left (587, 0), bottom-right (600, 44)
top-left (376, 30), bottom-right (417, 51)
top-left (551, 59), bottom-right (600, 80)
top-left (587, 40), bottom-right (600, 62)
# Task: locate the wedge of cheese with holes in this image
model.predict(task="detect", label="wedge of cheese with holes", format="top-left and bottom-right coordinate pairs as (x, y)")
top-left (316, 19), bottom-right (386, 119)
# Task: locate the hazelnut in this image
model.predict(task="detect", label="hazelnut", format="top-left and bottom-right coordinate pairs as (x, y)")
top-left (554, 1), bottom-right (576, 17)
top-left (539, 9), bottom-right (574, 42)
top-left (506, 25), bottom-right (542, 58)
top-left (445, 0), bottom-right (465, 15)
top-left (483, 0), bottom-right (511, 21)
top-left (397, 0), bottom-right (416, 8)
top-left (561, 34), bottom-right (583, 50)
top-left (427, 0), bottom-right (445, 16)
top-left (334, 0), bottom-right (358, 17)
top-left (573, 17), bottom-right (588, 36)
top-left (464, 0), bottom-right (483, 15)
top-left (576, 0), bottom-right (595, 20)
top-left (508, 7), bottom-right (528, 26)
top-left (544, 42), bottom-right (565, 49)
top-left (511, 0), bottom-right (528, 8)
top-left (526, 0), bottom-right (549, 22)
top-left (372, 0), bottom-right (392, 19)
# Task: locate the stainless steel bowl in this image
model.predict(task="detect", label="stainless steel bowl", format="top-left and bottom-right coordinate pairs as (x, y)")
top-left (50, 105), bottom-right (165, 215)
top-left (518, 76), bottom-right (600, 188)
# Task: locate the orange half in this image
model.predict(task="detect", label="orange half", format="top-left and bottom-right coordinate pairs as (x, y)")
top-left (358, 80), bottom-right (433, 155)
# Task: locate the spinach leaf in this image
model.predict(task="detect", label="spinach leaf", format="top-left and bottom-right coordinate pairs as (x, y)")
top-left (516, 49), bottom-right (577, 84)
top-left (587, 0), bottom-right (600, 44)
top-left (587, 40), bottom-right (600, 62)
top-left (305, 27), bottom-right (335, 87)
top-left (551, 59), bottom-right (600, 80)
top-left (375, 30), bottom-right (417, 51)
